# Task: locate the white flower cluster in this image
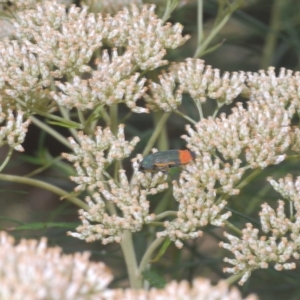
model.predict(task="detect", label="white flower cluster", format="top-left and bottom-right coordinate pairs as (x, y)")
top-left (144, 62), bottom-right (300, 116)
top-left (158, 153), bottom-right (236, 248)
top-left (162, 69), bottom-right (300, 248)
top-left (104, 278), bottom-right (258, 300)
top-left (65, 69), bottom-right (300, 246)
top-left (173, 58), bottom-right (246, 105)
top-left (221, 175), bottom-right (300, 285)
top-left (0, 230), bottom-right (257, 300)
top-left (0, 231), bottom-right (112, 300)
top-left (0, 1), bottom-right (190, 119)
top-left (64, 125), bottom-right (169, 244)
top-left (105, 4), bottom-right (190, 66)
top-left (63, 124), bottom-right (139, 192)
top-left (52, 49), bottom-right (148, 113)
top-left (183, 98), bottom-right (291, 168)
top-left (144, 71), bottom-right (183, 112)
top-left (0, 40), bottom-right (52, 110)
top-left (246, 67), bottom-right (300, 113)
top-left (0, 107), bottom-right (30, 151)
top-left (14, 3), bottom-right (104, 76)
top-left (144, 59), bottom-right (247, 112)
top-left (268, 174), bottom-right (300, 209)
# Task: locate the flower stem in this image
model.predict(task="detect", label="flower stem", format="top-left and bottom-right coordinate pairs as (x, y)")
top-left (225, 273), bottom-right (243, 285)
top-left (197, 0), bottom-right (203, 50)
top-left (0, 147), bottom-right (13, 173)
top-left (58, 106), bottom-right (80, 141)
top-left (0, 174), bottom-right (88, 210)
top-left (138, 236), bottom-right (166, 274)
top-left (110, 104), bottom-right (118, 135)
top-left (154, 210), bottom-right (177, 221)
top-left (194, 0), bottom-right (241, 58)
top-left (224, 220), bottom-right (242, 236)
top-left (142, 113), bottom-right (170, 156)
top-left (30, 116), bottom-right (72, 150)
top-left (235, 168), bottom-right (262, 190)
top-left (154, 111), bottom-right (169, 151)
top-left (120, 230), bottom-right (142, 289)
top-left (174, 110), bottom-right (197, 125)
top-left (261, 0), bottom-right (284, 69)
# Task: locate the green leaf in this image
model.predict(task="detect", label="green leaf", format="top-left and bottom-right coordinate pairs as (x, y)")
top-left (85, 104), bottom-right (105, 124)
top-left (0, 216), bottom-right (26, 225)
top-left (47, 120), bottom-right (81, 129)
top-left (142, 269), bottom-right (166, 288)
top-left (150, 238), bottom-right (171, 263)
top-left (8, 222), bottom-right (79, 231)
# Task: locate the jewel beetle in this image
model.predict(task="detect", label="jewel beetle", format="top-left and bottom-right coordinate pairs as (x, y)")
top-left (139, 149), bottom-right (196, 172)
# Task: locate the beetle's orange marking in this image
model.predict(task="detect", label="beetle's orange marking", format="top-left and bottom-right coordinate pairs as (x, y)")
top-left (178, 150), bottom-right (194, 164)
top-left (155, 162), bottom-right (176, 167)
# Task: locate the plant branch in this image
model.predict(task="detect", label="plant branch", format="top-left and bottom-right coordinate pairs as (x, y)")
top-left (138, 236), bottom-right (166, 274)
top-left (0, 174), bottom-right (88, 210)
top-left (30, 116), bottom-right (72, 150)
top-left (142, 113), bottom-right (170, 156)
top-left (0, 147), bottom-right (13, 173)
top-left (120, 230), bottom-right (142, 289)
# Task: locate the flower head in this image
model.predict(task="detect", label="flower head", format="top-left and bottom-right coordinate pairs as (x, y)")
top-left (221, 175), bottom-right (300, 285)
top-left (65, 125), bottom-right (168, 244)
top-left (0, 231), bottom-right (112, 299)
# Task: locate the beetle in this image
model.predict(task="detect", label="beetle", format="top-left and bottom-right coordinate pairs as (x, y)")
top-left (139, 149), bottom-right (196, 172)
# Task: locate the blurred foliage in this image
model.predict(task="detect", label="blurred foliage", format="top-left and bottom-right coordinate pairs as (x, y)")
top-left (1, 0), bottom-right (300, 299)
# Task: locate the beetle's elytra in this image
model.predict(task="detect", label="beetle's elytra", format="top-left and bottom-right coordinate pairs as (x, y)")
top-left (139, 150), bottom-right (196, 172)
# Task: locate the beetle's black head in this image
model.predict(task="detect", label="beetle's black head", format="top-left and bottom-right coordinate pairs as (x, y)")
top-left (139, 155), bottom-right (153, 171)
top-left (139, 161), bottom-right (145, 171)
top-left (190, 150), bottom-right (196, 160)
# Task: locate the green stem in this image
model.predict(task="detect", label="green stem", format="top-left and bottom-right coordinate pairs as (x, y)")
top-left (195, 99), bottom-right (204, 120)
top-left (25, 156), bottom-right (63, 178)
top-left (174, 110), bottom-right (197, 125)
top-left (77, 109), bottom-right (85, 128)
top-left (219, 168), bottom-right (263, 235)
top-left (194, 0), bottom-right (241, 58)
top-left (148, 222), bottom-right (164, 227)
top-left (120, 230), bottom-right (142, 289)
top-left (162, 0), bottom-right (178, 22)
top-left (100, 107), bottom-right (111, 127)
top-left (162, 0), bottom-right (172, 21)
top-left (212, 103), bottom-right (224, 119)
top-left (197, 0), bottom-right (203, 49)
top-left (34, 108), bottom-right (81, 129)
top-left (195, 12), bottom-right (231, 58)
top-left (0, 174), bottom-right (88, 210)
top-left (225, 273), bottom-right (243, 285)
top-left (235, 168), bottom-right (262, 190)
top-left (153, 188), bottom-right (173, 215)
top-left (58, 106), bottom-right (80, 141)
top-left (261, 0), bottom-right (284, 69)
top-left (0, 147), bottom-right (13, 173)
top-left (110, 104), bottom-right (118, 135)
top-left (106, 201), bottom-right (117, 215)
top-left (216, 167), bottom-right (260, 205)
top-left (290, 201), bottom-right (294, 219)
top-left (224, 220), bottom-right (242, 236)
top-left (154, 210), bottom-right (177, 221)
top-left (142, 113), bottom-right (170, 157)
top-left (154, 111), bottom-right (169, 151)
top-left (30, 116), bottom-right (72, 150)
top-left (138, 236), bottom-right (166, 274)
